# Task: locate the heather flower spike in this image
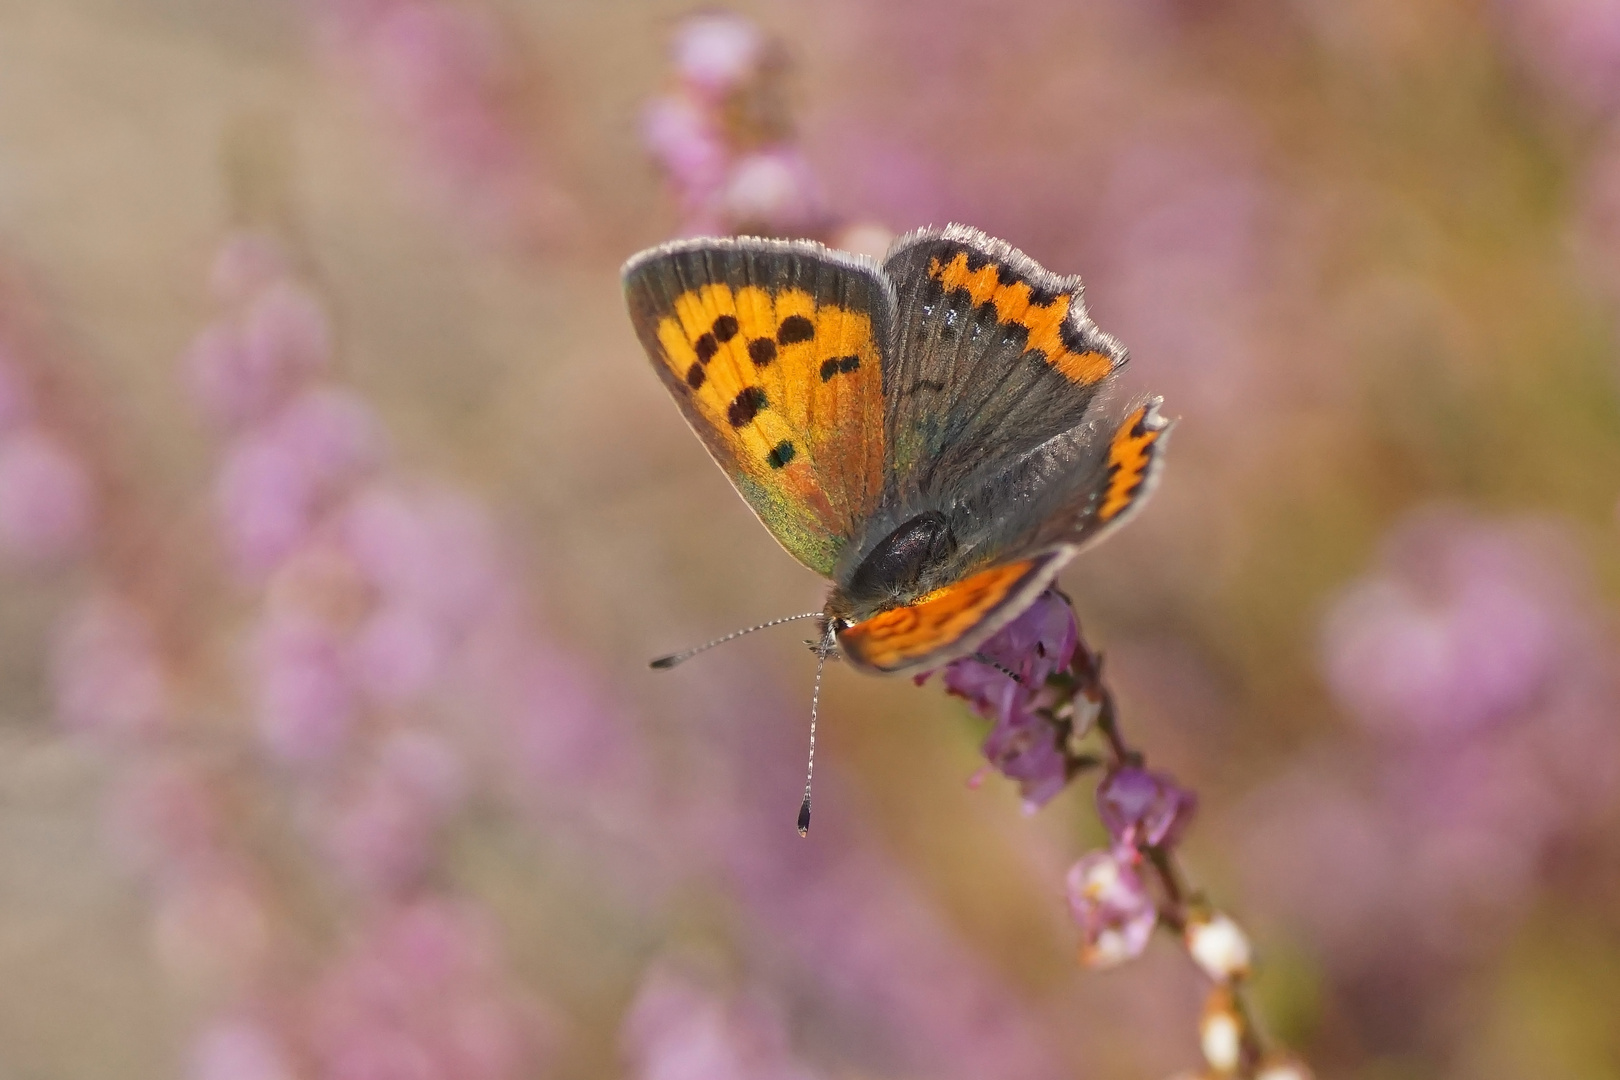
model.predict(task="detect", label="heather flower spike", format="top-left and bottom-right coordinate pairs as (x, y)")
top-left (938, 586), bottom-right (1297, 1072)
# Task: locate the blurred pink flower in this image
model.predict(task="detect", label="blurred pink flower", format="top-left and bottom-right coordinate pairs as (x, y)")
top-left (642, 95), bottom-right (729, 197)
top-left (269, 387), bottom-right (387, 487)
top-left (707, 663), bottom-right (1071, 1080)
top-left (252, 612), bottom-right (357, 768)
top-left (208, 231), bottom-right (292, 305)
top-left (326, 731), bottom-right (466, 894)
top-left (217, 391), bottom-right (376, 577)
top-left (216, 432), bottom-right (321, 575)
top-left (1065, 849), bottom-right (1158, 969)
top-left (186, 281), bottom-right (331, 431)
top-left (1321, 510), bottom-right (1572, 740)
top-left (315, 0), bottom-right (562, 238)
top-left (0, 427), bottom-right (95, 563)
top-left (188, 1017), bottom-right (297, 1080)
top-left (241, 279), bottom-right (332, 381)
top-left (352, 603), bottom-right (445, 704)
top-left (1492, 0), bottom-right (1620, 114)
top-left (1094, 131), bottom-right (1268, 413)
top-left (51, 594), bottom-right (169, 741)
top-left (669, 12), bottom-right (767, 100)
top-left (339, 483), bottom-right (507, 637)
top-left (307, 899), bottom-right (548, 1080)
top-left (719, 148), bottom-right (826, 237)
top-left (622, 967), bottom-right (820, 1080)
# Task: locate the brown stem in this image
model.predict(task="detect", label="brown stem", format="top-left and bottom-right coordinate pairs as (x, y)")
top-left (1070, 618), bottom-right (1276, 1076)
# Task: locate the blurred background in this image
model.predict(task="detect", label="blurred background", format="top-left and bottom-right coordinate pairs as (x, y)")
top-left (1, 1), bottom-right (1618, 1078)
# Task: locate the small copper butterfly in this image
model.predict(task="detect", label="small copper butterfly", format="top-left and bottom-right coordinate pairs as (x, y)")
top-left (623, 224), bottom-right (1170, 829)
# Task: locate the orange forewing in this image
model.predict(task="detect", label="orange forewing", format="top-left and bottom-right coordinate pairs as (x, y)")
top-left (652, 282), bottom-right (885, 570)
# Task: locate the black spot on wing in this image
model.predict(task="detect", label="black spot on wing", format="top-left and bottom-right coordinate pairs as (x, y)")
top-left (694, 333), bottom-right (718, 363)
top-left (712, 314), bottom-right (739, 342)
top-left (819, 355), bottom-right (861, 381)
top-left (747, 338), bottom-right (777, 366)
top-left (727, 386), bottom-right (767, 427)
top-left (777, 315), bottom-right (814, 344)
top-left (685, 363), bottom-right (705, 389)
top-left (766, 440), bottom-right (796, 469)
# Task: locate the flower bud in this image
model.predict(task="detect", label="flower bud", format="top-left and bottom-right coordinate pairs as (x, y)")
top-left (1256, 1055), bottom-right (1314, 1080)
top-left (1199, 988), bottom-right (1244, 1074)
top-left (1185, 910), bottom-right (1253, 982)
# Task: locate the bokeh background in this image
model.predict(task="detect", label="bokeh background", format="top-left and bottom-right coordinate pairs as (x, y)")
top-left (1, 1), bottom-right (1618, 1078)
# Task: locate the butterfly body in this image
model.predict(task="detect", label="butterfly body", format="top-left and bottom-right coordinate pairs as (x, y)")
top-left (624, 224), bottom-right (1170, 675)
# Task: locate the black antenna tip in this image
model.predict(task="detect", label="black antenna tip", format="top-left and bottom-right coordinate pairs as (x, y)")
top-left (649, 654), bottom-right (680, 670)
top-left (796, 796), bottom-right (812, 836)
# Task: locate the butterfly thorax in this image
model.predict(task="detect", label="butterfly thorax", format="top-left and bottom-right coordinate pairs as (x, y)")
top-left (825, 511), bottom-right (961, 623)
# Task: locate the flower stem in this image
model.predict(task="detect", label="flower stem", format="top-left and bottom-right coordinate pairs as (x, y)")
top-left (1070, 620), bottom-right (1277, 1076)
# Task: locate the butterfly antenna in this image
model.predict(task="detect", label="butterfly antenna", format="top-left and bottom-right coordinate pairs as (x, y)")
top-left (649, 612), bottom-right (822, 670)
top-left (797, 622), bottom-right (835, 836)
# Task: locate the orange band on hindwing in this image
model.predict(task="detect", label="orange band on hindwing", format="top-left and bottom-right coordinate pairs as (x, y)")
top-left (1098, 405), bottom-right (1162, 523)
top-left (837, 559), bottom-right (1041, 672)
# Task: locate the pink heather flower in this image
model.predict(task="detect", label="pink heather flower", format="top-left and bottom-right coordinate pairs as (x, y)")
top-left (938, 591), bottom-right (1081, 808)
top-left (1096, 766), bottom-right (1197, 850)
top-left (217, 393), bottom-right (375, 577)
top-left (978, 707), bottom-right (1072, 811)
top-left (208, 231), bottom-right (292, 305)
top-left (670, 12), bottom-right (767, 100)
top-left (186, 322), bottom-right (267, 430)
top-left (51, 594), bottom-right (169, 740)
top-left (0, 349), bottom-right (35, 434)
top-left (252, 613), bottom-right (357, 767)
top-left (1321, 511), bottom-right (1571, 740)
top-left (188, 1017), bottom-right (297, 1080)
top-left (0, 427), bottom-right (95, 563)
top-left (308, 899), bottom-right (546, 1080)
top-left (268, 387), bottom-right (387, 488)
top-left (1492, 0), bottom-right (1620, 113)
top-left (326, 731), bottom-right (466, 894)
top-left (216, 431), bottom-right (320, 575)
top-left (719, 148), bottom-right (825, 235)
top-left (622, 967), bottom-right (819, 1080)
top-left (352, 603), bottom-right (445, 704)
top-left (240, 281), bottom-right (332, 388)
top-left (339, 483), bottom-right (506, 636)
top-left (1065, 849), bottom-right (1158, 969)
top-left (642, 94), bottom-right (729, 198)
top-left (186, 283), bottom-right (330, 431)
top-left (347, 0), bottom-right (533, 230)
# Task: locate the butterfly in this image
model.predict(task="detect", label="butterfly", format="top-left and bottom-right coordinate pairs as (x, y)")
top-left (623, 224), bottom-right (1170, 829)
